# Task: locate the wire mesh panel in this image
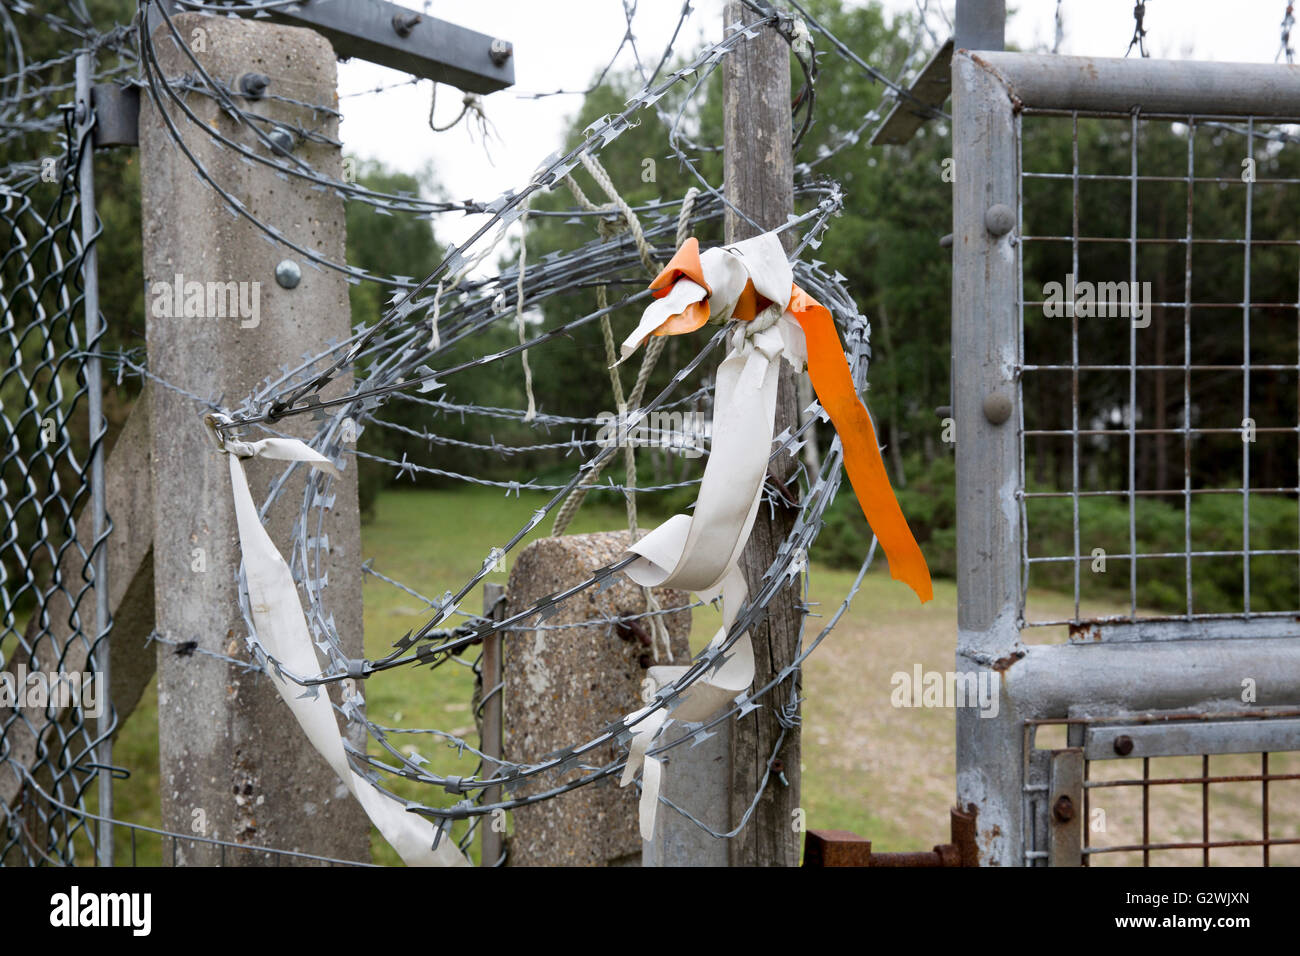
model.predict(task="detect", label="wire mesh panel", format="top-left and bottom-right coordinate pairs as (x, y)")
top-left (951, 51), bottom-right (1300, 866)
top-left (1027, 712), bottom-right (1300, 867)
top-left (1018, 108), bottom-right (1300, 637)
top-left (0, 100), bottom-right (111, 866)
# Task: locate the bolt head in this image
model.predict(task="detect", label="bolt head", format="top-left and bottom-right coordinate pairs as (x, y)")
top-left (1113, 734), bottom-right (1135, 756)
top-left (1052, 794), bottom-right (1075, 823)
top-left (982, 392), bottom-right (1012, 426)
top-left (267, 127), bottom-right (294, 155)
top-left (274, 259), bottom-right (301, 289)
top-left (239, 72), bottom-right (270, 100)
top-left (392, 12), bottom-right (422, 36)
top-left (490, 39), bottom-right (513, 66)
top-left (984, 203), bottom-right (1016, 237)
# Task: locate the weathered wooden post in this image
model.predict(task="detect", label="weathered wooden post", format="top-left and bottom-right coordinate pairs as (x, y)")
top-left (722, 0), bottom-right (802, 867)
top-left (139, 13), bottom-right (367, 864)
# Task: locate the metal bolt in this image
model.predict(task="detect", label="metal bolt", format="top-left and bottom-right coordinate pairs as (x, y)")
top-left (489, 39), bottom-right (513, 66)
top-left (274, 259), bottom-right (301, 289)
top-left (982, 392), bottom-right (1012, 425)
top-left (1052, 794), bottom-right (1075, 823)
top-left (239, 72), bottom-right (270, 100)
top-left (984, 203), bottom-right (1015, 237)
top-left (392, 12), bottom-right (423, 36)
top-left (939, 232), bottom-right (954, 248)
top-left (266, 127), bottom-right (294, 155)
top-left (1113, 735), bottom-right (1135, 756)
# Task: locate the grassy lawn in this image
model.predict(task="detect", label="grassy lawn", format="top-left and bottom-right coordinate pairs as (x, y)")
top-left (92, 484), bottom-right (1299, 865)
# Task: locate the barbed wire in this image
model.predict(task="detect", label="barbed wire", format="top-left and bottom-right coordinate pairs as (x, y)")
top-left (1127, 0), bottom-right (1151, 58)
top-left (2, 0), bottom-right (958, 865)
top-left (1280, 2), bottom-right (1296, 65)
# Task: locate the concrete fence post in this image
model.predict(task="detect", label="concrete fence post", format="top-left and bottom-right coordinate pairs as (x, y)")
top-left (139, 13), bottom-right (367, 864)
top-left (502, 532), bottom-right (690, 866)
top-left (641, 721), bottom-right (730, 866)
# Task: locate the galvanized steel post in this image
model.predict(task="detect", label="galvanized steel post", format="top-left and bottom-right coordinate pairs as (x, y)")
top-left (75, 49), bottom-right (114, 868)
top-left (951, 49), bottom-right (1024, 866)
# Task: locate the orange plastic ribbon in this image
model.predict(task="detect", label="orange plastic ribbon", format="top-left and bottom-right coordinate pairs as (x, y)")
top-left (645, 257), bottom-right (933, 604)
top-left (649, 237), bottom-right (710, 298)
top-left (787, 285), bottom-right (933, 603)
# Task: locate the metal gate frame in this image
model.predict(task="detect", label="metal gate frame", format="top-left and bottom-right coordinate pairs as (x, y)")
top-left (951, 51), bottom-right (1300, 866)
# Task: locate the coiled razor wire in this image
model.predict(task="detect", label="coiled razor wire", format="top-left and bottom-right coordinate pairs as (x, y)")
top-left (0, 0), bottom-right (969, 864)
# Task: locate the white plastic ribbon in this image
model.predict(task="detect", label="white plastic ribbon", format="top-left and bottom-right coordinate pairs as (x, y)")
top-left (214, 417), bottom-right (468, 866)
top-left (616, 232), bottom-right (807, 841)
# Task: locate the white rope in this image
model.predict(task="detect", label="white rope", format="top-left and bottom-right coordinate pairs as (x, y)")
top-left (548, 174), bottom-right (701, 663)
top-left (550, 177), bottom-right (699, 538)
top-left (515, 197), bottom-right (537, 421)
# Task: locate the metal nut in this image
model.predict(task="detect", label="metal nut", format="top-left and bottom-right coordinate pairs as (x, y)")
top-left (490, 39), bottom-right (513, 66)
top-left (1113, 734), bottom-right (1135, 756)
top-left (274, 259), bottom-right (301, 290)
top-left (392, 12), bottom-right (423, 36)
top-left (239, 72), bottom-right (270, 100)
top-left (267, 127), bottom-right (294, 155)
top-left (982, 392), bottom-right (1012, 425)
top-left (984, 203), bottom-right (1015, 237)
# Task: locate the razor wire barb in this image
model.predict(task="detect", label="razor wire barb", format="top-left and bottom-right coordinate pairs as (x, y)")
top-left (0, 0), bottom-right (962, 862)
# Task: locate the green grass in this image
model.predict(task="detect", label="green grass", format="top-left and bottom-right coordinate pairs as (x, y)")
top-left (100, 485), bottom-right (654, 865)
top-left (357, 485), bottom-right (637, 865)
top-left (357, 488), bottom-right (975, 859)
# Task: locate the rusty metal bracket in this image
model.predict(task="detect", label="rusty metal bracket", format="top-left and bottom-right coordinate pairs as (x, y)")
top-left (149, 1), bottom-right (514, 93)
top-left (91, 83), bottom-right (139, 148)
top-left (1047, 748), bottom-right (1084, 866)
top-left (803, 804), bottom-right (979, 867)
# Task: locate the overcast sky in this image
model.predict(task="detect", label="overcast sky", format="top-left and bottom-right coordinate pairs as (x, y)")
top-left (336, 1), bottom-right (1297, 252)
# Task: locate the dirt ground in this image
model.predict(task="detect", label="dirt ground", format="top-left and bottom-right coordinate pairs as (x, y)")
top-left (798, 567), bottom-right (1300, 865)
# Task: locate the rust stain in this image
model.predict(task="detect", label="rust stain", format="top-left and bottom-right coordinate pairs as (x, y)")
top-left (991, 649), bottom-right (1025, 672)
top-left (1069, 621), bottom-right (1102, 642)
top-left (967, 52), bottom-right (1023, 112)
